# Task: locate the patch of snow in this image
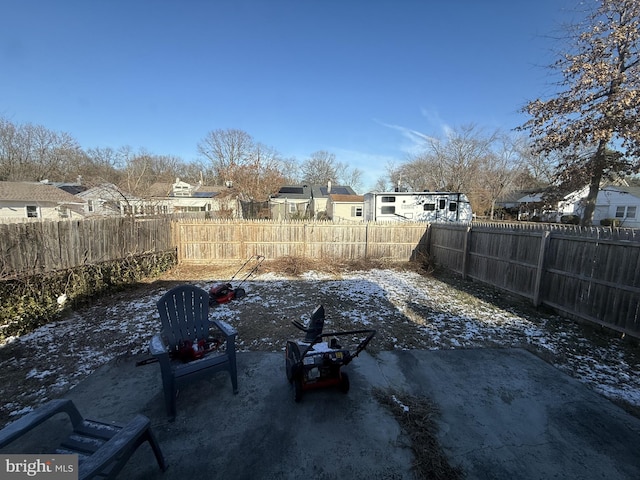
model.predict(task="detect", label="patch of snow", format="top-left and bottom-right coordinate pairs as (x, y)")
top-left (1, 268), bottom-right (639, 426)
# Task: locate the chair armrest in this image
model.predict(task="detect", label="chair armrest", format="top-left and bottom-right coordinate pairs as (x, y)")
top-left (210, 319), bottom-right (237, 338)
top-left (78, 414), bottom-right (152, 480)
top-left (149, 334), bottom-right (169, 356)
top-left (0, 399), bottom-right (83, 448)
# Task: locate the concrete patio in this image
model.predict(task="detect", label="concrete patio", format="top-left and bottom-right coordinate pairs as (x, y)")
top-left (25, 348), bottom-right (640, 479)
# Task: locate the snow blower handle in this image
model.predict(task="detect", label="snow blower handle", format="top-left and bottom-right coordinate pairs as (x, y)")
top-left (292, 320), bottom-right (307, 332)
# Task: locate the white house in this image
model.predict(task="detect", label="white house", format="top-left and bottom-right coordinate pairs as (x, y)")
top-left (363, 191), bottom-right (473, 223)
top-left (558, 185), bottom-right (640, 228)
top-left (0, 181), bottom-right (86, 222)
top-left (148, 179), bottom-right (241, 218)
top-left (77, 183), bottom-right (141, 217)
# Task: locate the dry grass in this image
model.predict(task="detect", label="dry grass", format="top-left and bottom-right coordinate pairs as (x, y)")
top-left (373, 388), bottom-right (464, 480)
top-left (260, 255), bottom-right (434, 277)
top-left (158, 255), bottom-right (435, 283)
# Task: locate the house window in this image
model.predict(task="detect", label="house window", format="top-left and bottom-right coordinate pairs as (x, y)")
top-left (173, 185), bottom-right (191, 196)
top-left (58, 207), bottom-right (69, 218)
top-left (87, 200), bottom-right (95, 213)
top-left (26, 205), bottom-right (38, 218)
top-left (351, 206), bottom-right (363, 217)
top-left (423, 203), bottom-right (435, 211)
top-left (381, 196), bottom-right (396, 203)
top-left (288, 203), bottom-right (297, 213)
top-left (381, 206), bottom-right (395, 214)
top-left (616, 206), bottom-right (637, 219)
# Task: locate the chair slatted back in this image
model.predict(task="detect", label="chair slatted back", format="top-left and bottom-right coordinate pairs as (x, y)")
top-left (157, 285), bottom-right (210, 349)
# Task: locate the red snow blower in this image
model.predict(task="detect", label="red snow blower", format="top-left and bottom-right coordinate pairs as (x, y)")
top-left (285, 305), bottom-right (376, 402)
top-left (208, 255), bottom-right (265, 306)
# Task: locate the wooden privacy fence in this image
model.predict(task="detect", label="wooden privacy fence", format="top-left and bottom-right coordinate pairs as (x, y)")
top-left (4, 216), bottom-right (639, 338)
top-left (172, 219), bottom-right (430, 264)
top-left (428, 222), bottom-right (640, 338)
top-left (0, 217), bottom-right (173, 278)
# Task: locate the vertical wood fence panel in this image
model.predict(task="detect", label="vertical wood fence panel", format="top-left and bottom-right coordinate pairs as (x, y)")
top-left (428, 222), bottom-right (640, 338)
top-left (3, 216), bottom-right (639, 338)
top-left (172, 220), bottom-right (429, 264)
top-left (0, 217), bottom-right (173, 279)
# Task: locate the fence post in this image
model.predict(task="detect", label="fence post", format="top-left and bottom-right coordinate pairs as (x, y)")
top-left (364, 222), bottom-right (369, 259)
top-left (533, 231), bottom-right (551, 307)
top-left (461, 225), bottom-right (472, 280)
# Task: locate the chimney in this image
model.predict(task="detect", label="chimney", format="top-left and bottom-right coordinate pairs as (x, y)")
top-left (327, 180), bottom-right (332, 194)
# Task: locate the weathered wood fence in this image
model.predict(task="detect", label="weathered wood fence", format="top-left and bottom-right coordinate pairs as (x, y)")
top-left (0, 217), bottom-right (173, 278)
top-left (3, 217), bottom-right (639, 338)
top-left (428, 222), bottom-right (640, 337)
top-left (172, 219), bottom-right (429, 263)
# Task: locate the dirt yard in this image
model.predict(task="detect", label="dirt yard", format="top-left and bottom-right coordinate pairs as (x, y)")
top-left (1, 258), bottom-right (639, 429)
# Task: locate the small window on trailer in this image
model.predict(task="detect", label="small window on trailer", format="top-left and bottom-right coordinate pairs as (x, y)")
top-left (381, 196), bottom-right (396, 203)
top-left (423, 203), bottom-right (435, 211)
top-left (449, 202), bottom-right (457, 212)
top-left (381, 206), bottom-right (395, 214)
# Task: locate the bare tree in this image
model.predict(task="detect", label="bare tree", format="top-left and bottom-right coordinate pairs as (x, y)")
top-left (197, 128), bottom-right (255, 185)
top-left (0, 117), bottom-right (83, 181)
top-left (120, 149), bottom-right (182, 196)
top-left (236, 143), bottom-right (288, 201)
top-left (197, 129), bottom-right (294, 200)
top-left (0, 117), bottom-right (24, 181)
top-left (299, 150), bottom-right (363, 191)
top-left (519, 0), bottom-right (640, 225)
top-left (299, 151), bottom-right (338, 185)
top-left (399, 125), bottom-right (496, 193)
top-left (385, 126), bottom-right (530, 217)
top-left (476, 134), bottom-right (527, 219)
top-left (335, 163), bottom-right (364, 193)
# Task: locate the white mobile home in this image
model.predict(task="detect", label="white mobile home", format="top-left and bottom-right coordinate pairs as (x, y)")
top-left (363, 191), bottom-right (473, 223)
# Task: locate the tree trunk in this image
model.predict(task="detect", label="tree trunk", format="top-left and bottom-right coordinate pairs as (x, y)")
top-left (580, 140), bottom-right (608, 227)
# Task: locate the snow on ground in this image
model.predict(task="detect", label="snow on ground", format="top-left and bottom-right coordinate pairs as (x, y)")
top-left (1, 268), bottom-right (639, 427)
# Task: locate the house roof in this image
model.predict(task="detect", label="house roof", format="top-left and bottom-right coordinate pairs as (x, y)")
top-left (77, 184), bottom-right (136, 201)
top-left (495, 189), bottom-right (548, 205)
top-left (329, 194), bottom-right (364, 203)
top-left (604, 185), bottom-right (640, 199)
top-left (0, 181), bottom-right (85, 204)
top-left (312, 185), bottom-right (357, 198)
top-left (272, 185), bottom-right (312, 200)
top-left (148, 183), bottom-right (173, 197)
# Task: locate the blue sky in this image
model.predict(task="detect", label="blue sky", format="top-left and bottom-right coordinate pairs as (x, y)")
top-left (1, 0), bottom-right (578, 191)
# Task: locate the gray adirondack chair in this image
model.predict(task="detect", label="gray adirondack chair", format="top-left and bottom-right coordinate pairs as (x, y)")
top-left (0, 399), bottom-right (167, 480)
top-left (150, 284), bottom-right (238, 420)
